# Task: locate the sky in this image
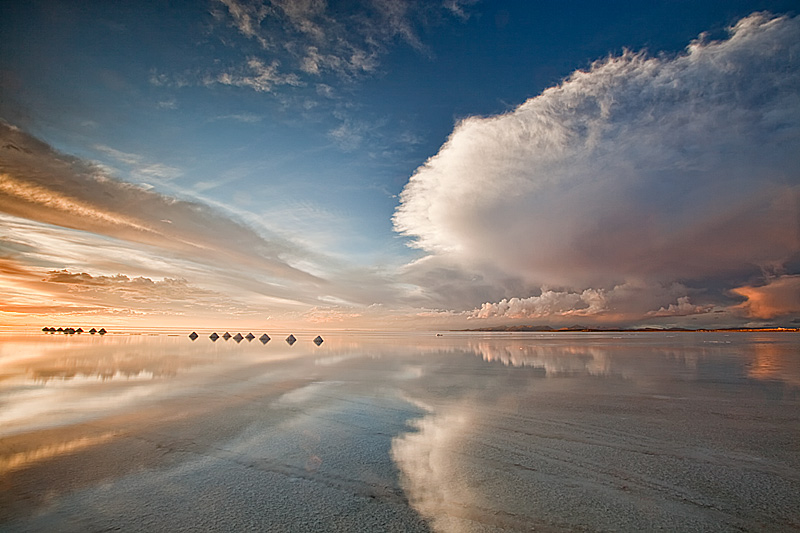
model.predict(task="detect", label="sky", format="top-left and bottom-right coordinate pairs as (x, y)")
top-left (1, 0), bottom-right (799, 330)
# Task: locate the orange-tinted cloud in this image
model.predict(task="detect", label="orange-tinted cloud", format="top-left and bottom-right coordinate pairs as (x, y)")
top-left (0, 122), bottom-right (318, 284)
top-left (0, 124), bottom-right (425, 327)
top-left (731, 276), bottom-right (800, 319)
top-left (0, 251), bottom-right (236, 324)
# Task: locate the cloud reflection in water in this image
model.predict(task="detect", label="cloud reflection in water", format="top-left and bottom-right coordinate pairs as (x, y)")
top-left (1, 332), bottom-right (798, 531)
top-left (390, 333), bottom-right (800, 531)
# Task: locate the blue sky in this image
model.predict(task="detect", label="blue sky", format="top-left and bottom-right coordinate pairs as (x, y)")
top-left (1, 1), bottom-right (799, 329)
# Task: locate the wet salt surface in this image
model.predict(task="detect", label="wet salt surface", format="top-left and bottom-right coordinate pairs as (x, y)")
top-left (1, 331), bottom-right (799, 531)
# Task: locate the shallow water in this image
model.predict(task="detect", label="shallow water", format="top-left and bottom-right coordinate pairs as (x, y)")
top-left (1, 331), bottom-right (799, 531)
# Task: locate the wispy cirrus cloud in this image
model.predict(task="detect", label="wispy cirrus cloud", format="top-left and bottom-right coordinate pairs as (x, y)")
top-left (0, 123), bottom-right (421, 326)
top-left (93, 145), bottom-right (183, 182)
top-left (328, 118), bottom-right (370, 150)
top-left (442, 0), bottom-right (478, 21)
top-left (394, 12), bottom-right (800, 325)
top-left (189, 0), bottom-right (478, 95)
top-left (0, 122), bottom-right (315, 284)
top-left (0, 213), bottom-right (311, 325)
top-left (0, 123), bottom-right (366, 325)
top-left (209, 57), bottom-right (305, 92)
top-left (217, 0), bottom-right (270, 43)
top-left (213, 112), bottom-right (264, 123)
top-left (214, 0), bottom-right (421, 76)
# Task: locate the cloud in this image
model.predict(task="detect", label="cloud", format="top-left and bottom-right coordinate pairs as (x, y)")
top-left (0, 218), bottom-right (328, 326)
top-left (157, 99), bottom-right (178, 110)
top-left (394, 13), bottom-right (800, 322)
top-left (731, 275), bottom-right (800, 319)
top-left (471, 289), bottom-right (606, 319)
top-left (0, 122), bottom-right (319, 284)
top-left (31, 269), bottom-right (255, 318)
top-left (467, 282), bottom-right (721, 325)
top-left (328, 119), bottom-right (367, 150)
top-left (0, 126), bottom-right (432, 326)
top-left (211, 57), bottom-right (304, 92)
top-left (44, 270), bottom-right (206, 303)
top-left (0, 232), bottom-right (257, 321)
top-left (301, 305), bottom-right (364, 323)
top-left (209, 0), bottom-right (470, 89)
top-left (315, 83), bottom-right (335, 98)
top-left (217, 0), bottom-right (270, 44)
top-left (93, 145), bottom-right (183, 182)
top-left (214, 113), bottom-right (264, 123)
top-left (214, 0), bottom-right (387, 79)
top-left (646, 296), bottom-right (713, 318)
top-left (0, 123), bottom-right (387, 325)
top-left (442, 0), bottom-right (478, 21)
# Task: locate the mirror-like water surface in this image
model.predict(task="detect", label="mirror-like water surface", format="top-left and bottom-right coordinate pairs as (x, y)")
top-left (1, 331), bottom-right (798, 531)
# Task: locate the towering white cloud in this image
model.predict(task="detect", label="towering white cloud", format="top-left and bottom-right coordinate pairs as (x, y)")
top-left (395, 13), bottom-right (800, 320)
top-left (471, 289), bottom-right (606, 319)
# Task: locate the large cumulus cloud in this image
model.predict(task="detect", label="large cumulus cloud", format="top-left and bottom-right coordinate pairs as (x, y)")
top-left (394, 13), bottom-right (800, 322)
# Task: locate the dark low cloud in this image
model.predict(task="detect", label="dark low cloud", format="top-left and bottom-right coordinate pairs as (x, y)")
top-left (44, 270), bottom-right (204, 301)
top-left (0, 254), bottom-right (238, 319)
top-left (38, 269), bottom-right (242, 315)
top-left (395, 13), bottom-right (800, 323)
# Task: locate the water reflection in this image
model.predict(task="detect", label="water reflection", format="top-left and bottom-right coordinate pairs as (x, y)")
top-left (0, 335), bottom-right (196, 384)
top-left (387, 333), bottom-right (800, 532)
top-left (460, 333), bottom-right (800, 385)
top-left (0, 333), bottom-right (318, 439)
top-left (746, 338), bottom-right (800, 385)
top-left (0, 432), bottom-right (116, 474)
top-left (1, 331), bottom-right (798, 532)
top-left (392, 408), bottom-right (475, 532)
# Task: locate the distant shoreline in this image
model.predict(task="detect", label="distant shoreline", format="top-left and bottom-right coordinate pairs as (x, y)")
top-left (456, 326), bottom-right (800, 333)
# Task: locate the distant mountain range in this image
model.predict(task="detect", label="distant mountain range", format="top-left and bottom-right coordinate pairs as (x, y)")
top-left (458, 325), bottom-right (799, 332)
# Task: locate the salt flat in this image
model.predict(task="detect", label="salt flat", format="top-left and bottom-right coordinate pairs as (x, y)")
top-left (1, 331), bottom-right (798, 531)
